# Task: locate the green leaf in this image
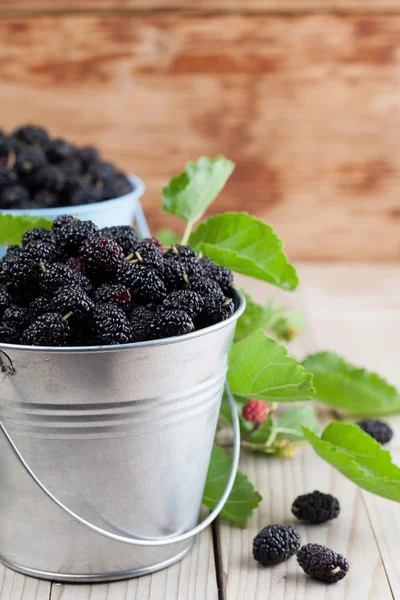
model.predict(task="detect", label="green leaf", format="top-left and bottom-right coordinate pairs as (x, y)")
top-left (274, 405), bottom-right (319, 442)
top-left (228, 330), bottom-right (315, 402)
top-left (303, 352), bottom-right (400, 416)
top-left (304, 423), bottom-right (400, 502)
top-left (162, 156), bottom-right (235, 223)
top-left (0, 213), bottom-right (53, 246)
top-left (271, 309), bottom-right (306, 342)
top-left (189, 212), bottom-right (298, 291)
top-left (155, 229), bottom-right (180, 245)
top-left (202, 445), bottom-right (262, 526)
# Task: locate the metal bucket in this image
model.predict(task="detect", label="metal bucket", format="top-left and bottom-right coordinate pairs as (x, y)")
top-left (0, 292), bottom-right (244, 582)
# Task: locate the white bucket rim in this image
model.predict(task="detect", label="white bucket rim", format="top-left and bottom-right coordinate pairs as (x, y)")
top-left (0, 289), bottom-right (246, 354)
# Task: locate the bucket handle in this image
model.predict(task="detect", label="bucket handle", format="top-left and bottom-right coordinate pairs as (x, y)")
top-left (0, 384), bottom-right (240, 547)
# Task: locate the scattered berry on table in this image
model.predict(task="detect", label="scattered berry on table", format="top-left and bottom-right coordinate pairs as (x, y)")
top-left (297, 543), bottom-right (349, 584)
top-left (242, 399), bottom-right (270, 425)
top-left (253, 524), bottom-right (301, 566)
top-left (291, 491), bottom-right (340, 524)
top-left (90, 303), bottom-right (132, 345)
top-left (356, 419), bottom-right (393, 445)
top-left (21, 312), bottom-right (71, 346)
top-left (94, 283), bottom-right (131, 312)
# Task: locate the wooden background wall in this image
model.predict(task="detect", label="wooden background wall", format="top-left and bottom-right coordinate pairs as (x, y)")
top-left (0, 1), bottom-right (399, 260)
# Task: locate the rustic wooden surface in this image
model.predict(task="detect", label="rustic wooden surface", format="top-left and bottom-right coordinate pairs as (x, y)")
top-left (1, 263), bottom-right (399, 599)
top-left (0, 12), bottom-right (400, 259)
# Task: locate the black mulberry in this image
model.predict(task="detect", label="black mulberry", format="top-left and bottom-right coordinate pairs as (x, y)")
top-left (0, 165), bottom-right (18, 188)
top-left (3, 305), bottom-right (29, 331)
top-left (253, 524), bottom-right (301, 566)
top-left (117, 263), bottom-right (167, 304)
top-left (129, 306), bottom-right (155, 342)
top-left (21, 312), bottom-right (71, 347)
top-left (0, 322), bottom-right (20, 344)
top-left (23, 241), bottom-right (59, 264)
top-left (1, 185), bottom-right (30, 209)
top-left (90, 303), bottom-right (132, 345)
top-left (45, 138), bottom-right (76, 163)
top-left (198, 295), bottom-right (234, 327)
top-left (0, 287), bottom-right (10, 319)
top-left (28, 296), bottom-right (51, 320)
top-left (150, 309), bottom-right (194, 339)
top-left (69, 187), bottom-right (103, 206)
top-left (22, 227), bottom-right (55, 247)
top-left (38, 263), bottom-right (78, 296)
top-left (78, 146), bottom-right (100, 168)
top-left (101, 225), bottom-right (138, 255)
top-left (52, 284), bottom-right (93, 323)
top-left (93, 283), bottom-right (131, 312)
top-left (162, 289), bottom-right (204, 319)
top-left (297, 543), bottom-right (349, 584)
top-left (9, 254), bottom-right (41, 298)
top-left (80, 236), bottom-right (125, 280)
top-left (128, 241), bottom-right (164, 273)
top-left (200, 257), bottom-right (234, 295)
top-left (15, 146), bottom-right (46, 175)
top-left (12, 125), bottom-right (49, 147)
top-left (55, 219), bottom-right (99, 255)
top-left (30, 165), bottom-right (65, 191)
top-left (88, 161), bottom-right (117, 183)
top-left (291, 491), bottom-right (340, 524)
top-left (356, 420), bottom-right (393, 445)
top-left (32, 189), bottom-right (60, 208)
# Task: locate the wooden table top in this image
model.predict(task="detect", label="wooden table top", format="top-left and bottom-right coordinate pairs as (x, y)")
top-left (2, 263), bottom-right (399, 600)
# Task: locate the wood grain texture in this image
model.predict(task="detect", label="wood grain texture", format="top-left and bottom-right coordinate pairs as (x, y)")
top-left (0, 14), bottom-right (400, 259)
top-left (49, 529), bottom-right (217, 599)
top-left (1, 1), bottom-right (400, 13)
top-left (216, 266), bottom-right (400, 599)
top-left (0, 564), bottom-right (51, 600)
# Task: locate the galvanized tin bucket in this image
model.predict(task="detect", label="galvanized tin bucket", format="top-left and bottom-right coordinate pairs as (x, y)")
top-left (0, 292), bottom-right (244, 582)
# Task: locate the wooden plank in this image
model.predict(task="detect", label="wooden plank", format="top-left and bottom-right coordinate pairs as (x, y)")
top-left (0, 564), bottom-right (51, 600)
top-left (216, 269), bottom-right (397, 598)
top-left (49, 529), bottom-right (218, 599)
top-left (301, 263), bottom-right (400, 598)
top-left (0, 15), bottom-right (400, 259)
top-left (1, 1), bottom-right (400, 14)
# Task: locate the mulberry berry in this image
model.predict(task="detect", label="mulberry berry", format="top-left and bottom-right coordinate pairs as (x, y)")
top-left (0, 165), bottom-right (18, 188)
top-left (30, 165), bottom-right (65, 191)
top-left (198, 295), bottom-right (234, 327)
top-left (253, 524), bottom-right (301, 566)
top-left (128, 241), bottom-right (164, 273)
top-left (242, 399), bottom-right (270, 425)
top-left (90, 303), bottom-right (132, 345)
top-left (22, 227), bottom-right (55, 247)
top-left (3, 305), bottom-right (29, 331)
top-left (15, 146), bottom-right (46, 175)
top-left (162, 289), bottom-right (204, 319)
top-left (55, 219), bottom-right (99, 255)
top-left (94, 283), bottom-right (131, 312)
top-left (129, 306), bottom-right (155, 342)
top-left (66, 256), bottom-right (84, 273)
top-left (12, 125), bottom-right (49, 147)
top-left (102, 173), bottom-right (133, 200)
top-left (51, 214), bottom-right (75, 235)
top-left (21, 312), bottom-right (71, 346)
top-left (4, 245), bottom-right (22, 262)
top-left (28, 296), bottom-right (51, 320)
top-left (38, 263), bottom-right (78, 296)
top-left (1, 185), bottom-right (30, 209)
top-left (73, 272), bottom-right (93, 297)
top-left (0, 287), bottom-right (10, 319)
top-left (0, 322), bottom-right (20, 344)
top-left (23, 241), bottom-right (59, 264)
top-left (117, 263), bottom-right (167, 304)
top-left (9, 254), bottom-right (40, 298)
top-left (80, 236), bottom-right (125, 280)
top-left (297, 543), bottom-right (349, 584)
top-left (141, 237), bottom-right (163, 248)
top-left (291, 491), bottom-right (340, 524)
top-left (78, 146), bottom-right (100, 168)
top-left (52, 284), bottom-right (93, 323)
top-left (69, 187), bottom-right (103, 206)
top-left (189, 277), bottom-right (225, 299)
top-left (32, 189), bottom-right (60, 208)
top-left (356, 420), bottom-right (393, 445)
top-left (200, 257), bottom-right (234, 295)
top-left (101, 225), bottom-right (138, 255)
top-left (150, 309), bottom-right (194, 339)
top-left (88, 161), bottom-right (117, 183)
top-left (45, 138), bottom-right (76, 163)
top-left (164, 245), bottom-right (197, 261)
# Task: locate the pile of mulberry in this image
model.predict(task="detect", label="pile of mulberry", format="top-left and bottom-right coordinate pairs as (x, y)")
top-left (297, 543), bottom-right (349, 584)
top-left (291, 490), bottom-right (340, 524)
top-left (0, 216), bottom-right (236, 347)
top-left (0, 124), bottom-right (133, 209)
top-left (253, 524), bottom-right (301, 566)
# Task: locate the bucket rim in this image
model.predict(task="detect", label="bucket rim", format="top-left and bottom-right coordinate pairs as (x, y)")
top-left (0, 175), bottom-right (145, 218)
top-left (0, 289), bottom-right (246, 354)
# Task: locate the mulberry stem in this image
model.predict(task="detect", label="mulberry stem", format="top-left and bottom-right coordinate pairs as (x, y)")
top-left (181, 220), bottom-right (195, 245)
